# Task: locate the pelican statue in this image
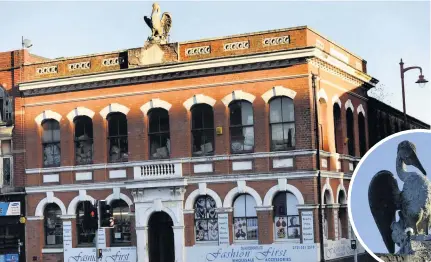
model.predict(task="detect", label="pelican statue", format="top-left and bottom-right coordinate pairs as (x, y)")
top-left (144, 3), bottom-right (172, 43)
top-left (368, 140), bottom-right (430, 254)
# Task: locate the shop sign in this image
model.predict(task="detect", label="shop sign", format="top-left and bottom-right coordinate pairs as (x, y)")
top-left (0, 202), bottom-right (20, 216)
top-left (186, 243), bottom-right (318, 262)
top-left (0, 254), bottom-right (19, 262)
top-left (301, 211), bottom-right (314, 244)
top-left (218, 213), bottom-right (229, 246)
top-left (64, 247), bottom-right (136, 262)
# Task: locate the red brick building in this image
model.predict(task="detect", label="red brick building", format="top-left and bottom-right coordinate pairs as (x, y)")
top-left (13, 23), bottom-right (382, 261)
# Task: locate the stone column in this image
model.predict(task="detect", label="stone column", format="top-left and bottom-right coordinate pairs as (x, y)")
top-left (173, 225), bottom-right (185, 262)
top-left (136, 226), bottom-right (148, 262)
top-left (256, 206), bottom-right (273, 244)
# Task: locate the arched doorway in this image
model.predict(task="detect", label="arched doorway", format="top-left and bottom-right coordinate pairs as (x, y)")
top-left (148, 212), bottom-right (175, 262)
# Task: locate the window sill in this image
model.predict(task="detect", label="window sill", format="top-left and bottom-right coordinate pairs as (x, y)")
top-left (233, 240), bottom-right (258, 245)
top-left (194, 241), bottom-right (218, 246)
top-left (42, 248), bottom-right (63, 254)
top-left (274, 239), bottom-right (301, 244)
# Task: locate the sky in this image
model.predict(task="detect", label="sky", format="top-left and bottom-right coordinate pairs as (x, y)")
top-left (349, 130), bottom-right (431, 257)
top-left (0, 1), bottom-right (430, 124)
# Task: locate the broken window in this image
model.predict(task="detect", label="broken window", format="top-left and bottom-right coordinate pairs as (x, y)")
top-left (148, 108), bottom-right (170, 159)
top-left (273, 192), bottom-right (300, 240)
top-left (74, 116), bottom-right (93, 165)
top-left (111, 200), bottom-right (132, 245)
top-left (0, 87), bottom-right (12, 124)
top-left (270, 97), bottom-right (295, 151)
top-left (194, 196), bottom-right (218, 242)
top-left (191, 104), bottom-right (214, 156)
top-left (42, 119), bottom-right (61, 167)
top-left (229, 101), bottom-right (254, 153)
top-left (44, 203), bottom-right (63, 246)
top-left (107, 113), bottom-right (128, 163)
top-left (233, 194), bottom-right (258, 241)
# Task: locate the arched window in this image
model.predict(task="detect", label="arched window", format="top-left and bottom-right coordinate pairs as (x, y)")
top-left (358, 113), bottom-right (366, 157)
top-left (194, 196), bottom-right (218, 242)
top-left (270, 97), bottom-right (295, 151)
top-left (148, 108), bottom-right (170, 159)
top-left (0, 87), bottom-right (12, 124)
top-left (76, 201), bottom-right (96, 246)
top-left (191, 104), bottom-right (214, 156)
top-left (273, 192), bottom-right (300, 240)
top-left (319, 99), bottom-right (329, 151)
top-left (107, 113), bottom-right (128, 162)
top-left (338, 190), bottom-right (348, 239)
top-left (111, 200), bottom-right (131, 245)
top-left (229, 101), bottom-right (254, 153)
top-left (233, 194), bottom-right (257, 241)
top-left (74, 116), bottom-right (93, 165)
top-left (346, 108), bottom-right (355, 156)
top-left (333, 104), bottom-right (342, 154)
top-left (42, 119), bottom-right (61, 167)
top-left (44, 203), bottom-right (63, 246)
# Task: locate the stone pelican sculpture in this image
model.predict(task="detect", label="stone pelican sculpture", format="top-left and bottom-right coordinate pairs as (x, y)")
top-left (368, 140), bottom-right (430, 254)
top-left (144, 2), bottom-right (172, 43)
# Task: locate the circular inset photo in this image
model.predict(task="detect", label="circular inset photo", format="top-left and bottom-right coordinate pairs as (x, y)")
top-left (348, 130), bottom-right (431, 261)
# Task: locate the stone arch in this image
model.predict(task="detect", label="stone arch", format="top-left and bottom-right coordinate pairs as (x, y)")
top-left (100, 103), bottom-right (130, 119)
top-left (184, 188), bottom-right (223, 210)
top-left (223, 185), bottom-right (263, 208)
top-left (332, 95), bottom-right (342, 108)
top-left (221, 90), bottom-right (256, 106)
top-left (105, 193), bottom-right (133, 207)
top-left (35, 196), bottom-right (67, 217)
top-left (183, 94), bottom-right (216, 110)
top-left (35, 110), bottom-right (62, 125)
top-left (336, 184), bottom-right (347, 204)
top-left (141, 98), bottom-right (172, 115)
top-left (262, 86), bottom-right (297, 103)
top-left (263, 183), bottom-right (305, 206)
top-left (66, 107), bottom-right (96, 122)
top-left (344, 99), bottom-right (354, 112)
top-left (322, 183), bottom-right (334, 204)
top-left (318, 88), bottom-right (328, 103)
top-left (141, 206), bottom-right (180, 227)
top-left (357, 104), bottom-right (366, 117)
top-left (67, 194), bottom-right (96, 215)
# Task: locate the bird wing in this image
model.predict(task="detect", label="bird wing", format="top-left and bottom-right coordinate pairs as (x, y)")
top-left (144, 16), bottom-right (153, 29)
top-left (368, 170), bottom-right (401, 254)
top-left (160, 12), bottom-right (172, 37)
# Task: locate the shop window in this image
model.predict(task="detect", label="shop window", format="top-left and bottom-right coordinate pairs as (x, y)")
top-left (76, 201), bottom-right (96, 246)
top-left (333, 104), bottom-right (342, 154)
top-left (194, 195), bottom-right (218, 242)
top-left (346, 108), bottom-right (355, 156)
top-left (0, 87), bottom-right (13, 125)
top-left (74, 116), bottom-right (93, 165)
top-left (107, 113), bottom-right (128, 163)
top-left (0, 224), bottom-right (20, 251)
top-left (191, 104), bottom-right (214, 156)
top-left (233, 194), bottom-right (257, 241)
top-left (270, 97), bottom-right (295, 151)
top-left (44, 203), bottom-right (63, 246)
top-left (273, 192), bottom-right (300, 240)
top-left (42, 119), bottom-right (61, 167)
top-left (148, 108), bottom-right (170, 159)
top-left (229, 101), bottom-right (254, 153)
top-left (358, 113), bottom-right (366, 157)
top-left (111, 200), bottom-right (132, 245)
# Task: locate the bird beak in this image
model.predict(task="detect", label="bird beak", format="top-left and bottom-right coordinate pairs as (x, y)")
top-left (410, 150), bottom-right (427, 176)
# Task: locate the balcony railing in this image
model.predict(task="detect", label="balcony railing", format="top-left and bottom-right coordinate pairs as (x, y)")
top-left (133, 162), bottom-right (182, 180)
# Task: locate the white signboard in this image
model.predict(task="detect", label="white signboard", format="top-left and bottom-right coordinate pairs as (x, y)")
top-left (301, 211), bottom-right (314, 244)
top-left (64, 247), bottom-right (136, 262)
top-left (63, 221), bottom-right (72, 250)
top-left (98, 229), bottom-right (106, 249)
top-left (186, 243), bottom-right (318, 262)
top-left (218, 213), bottom-right (229, 246)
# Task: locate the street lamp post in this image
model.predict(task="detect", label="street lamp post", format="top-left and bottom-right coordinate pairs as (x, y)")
top-left (399, 59), bottom-right (428, 128)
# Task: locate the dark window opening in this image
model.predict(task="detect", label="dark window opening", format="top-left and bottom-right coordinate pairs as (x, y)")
top-left (229, 101), bottom-right (254, 154)
top-left (42, 119), bottom-right (61, 167)
top-left (191, 104), bottom-right (214, 156)
top-left (107, 113), bottom-right (128, 163)
top-left (44, 203), bottom-right (63, 246)
top-left (111, 200), bottom-right (131, 245)
top-left (270, 97), bottom-right (295, 151)
top-left (148, 108), bottom-right (170, 159)
top-left (0, 87), bottom-right (13, 125)
top-left (333, 104), bottom-right (343, 154)
top-left (74, 116), bottom-right (93, 165)
top-left (346, 109), bottom-right (355, 156)
top-left (194, 196), bottom-right (218, 242)
top-left (76, 201), bottom-right (96, 246)
top-left (358, 113), bottom-right (366, 157)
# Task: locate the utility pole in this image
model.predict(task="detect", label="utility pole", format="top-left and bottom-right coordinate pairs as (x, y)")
top-left (312, 73), bottom-right (325, 262)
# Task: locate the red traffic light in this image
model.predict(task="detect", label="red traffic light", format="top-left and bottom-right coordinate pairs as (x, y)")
top-left (90, 210), bottom-right (95, 217)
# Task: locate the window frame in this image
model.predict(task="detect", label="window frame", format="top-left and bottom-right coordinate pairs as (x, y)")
top-left (228, 100), bottom-right (255, 154)
top-left (107, 113), bottom-right (128, 163)
top-left (272, 192), bottom-right (301, 242)
top-left (44, 203), bottom-right (63, 247)
top-left (269, 96), bottom-right (296, 151)
top-left (148, 108), bottom-right (171, 159)
top-left (42, 119), bottom-right (61, 168)
top-left (74, 116), bottom-right (94, 165)
top-left (110, 200), bottom-right (132, 246)
top-left (191, 104), bottom-right (215, 157)
top-left (232, 194), bottom-right (258, 242)
top-left (194, 195), bottom-right (219, 243)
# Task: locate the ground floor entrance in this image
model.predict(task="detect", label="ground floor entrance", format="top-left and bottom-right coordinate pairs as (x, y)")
top-left (148, 212), bottom-right (175, 262)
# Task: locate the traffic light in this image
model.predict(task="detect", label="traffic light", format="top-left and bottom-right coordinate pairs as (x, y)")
top-left (351, 239), bottom-right (357, 250)
top-left (83, 201), bottom-right (98, 230)
top-left (99, 200), bottom-right (114, 228)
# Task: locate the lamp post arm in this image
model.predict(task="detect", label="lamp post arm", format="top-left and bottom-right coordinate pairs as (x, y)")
top-left (402, 66), bottom-right (423, 75)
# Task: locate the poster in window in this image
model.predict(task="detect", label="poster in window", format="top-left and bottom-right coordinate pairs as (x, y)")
top-left (288, 216), bottom-right (300, 227)
top-left (233, 218), bottom-right (247, 240)
top-left (275, 216), bottom-right (287, 239)
top-left (208, 219), bottom-right (218, 241)
top-left (195, 220), bottom-right (208, 241)
top-left (288, 227), bottom-right (300, 239)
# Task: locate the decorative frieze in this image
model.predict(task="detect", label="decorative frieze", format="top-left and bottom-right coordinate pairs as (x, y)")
top-left (36, 66), bottom-right (58, 75)
top-left (102, 57), bottom-right (123, 67)
top-left (68, 61), bottom-right (91, 71)
top-left (263, 36), bottom-right (290, 46)
top-left (223, 41), bottom-right (249, 51)
top-left (185, 46), bottom-right (211, 56)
